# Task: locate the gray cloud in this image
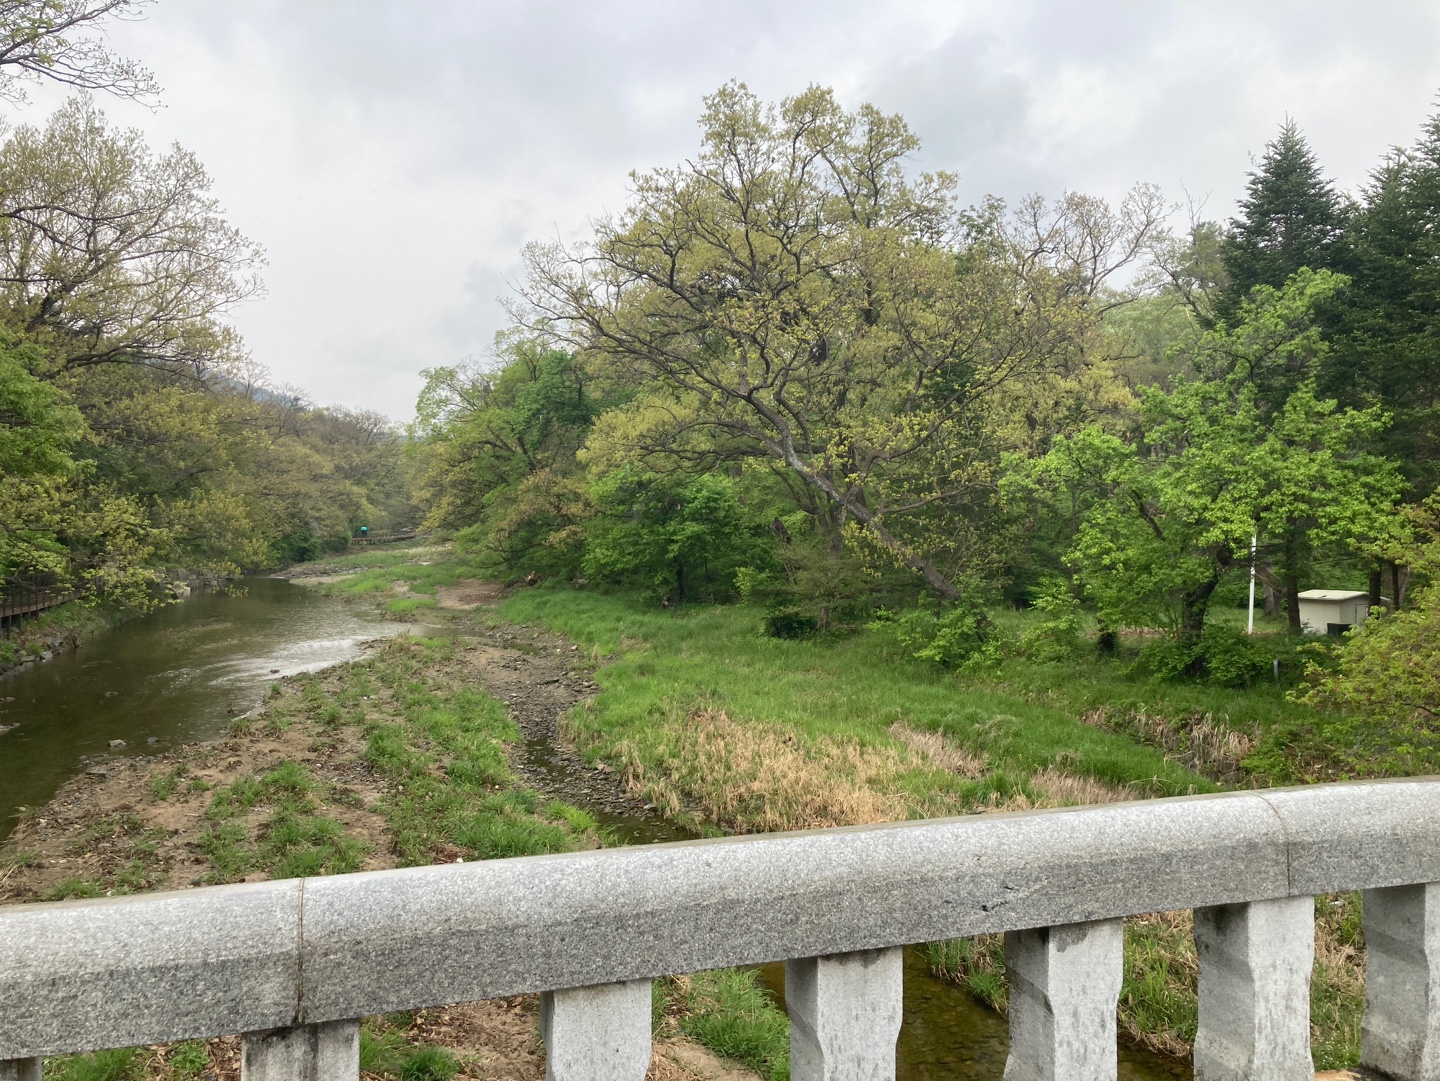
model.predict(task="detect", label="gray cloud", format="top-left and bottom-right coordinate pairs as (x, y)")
top-left (16, 0), bottom-right (1438, 418)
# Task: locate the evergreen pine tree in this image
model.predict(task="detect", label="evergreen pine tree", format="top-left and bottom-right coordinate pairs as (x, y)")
top-left (1217, 120), bottom-right (1350, 326)
top-left (1335, 112), bottom-right (1440, 495)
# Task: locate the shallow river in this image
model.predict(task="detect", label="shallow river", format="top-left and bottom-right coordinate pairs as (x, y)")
top-left (0, 579), bottom-right (1190, 1081)
top-left (0, 577), bottom-right (398, 842)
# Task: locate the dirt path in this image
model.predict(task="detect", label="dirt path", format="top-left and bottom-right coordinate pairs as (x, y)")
top-left (430, 580), bottom-right (663, 820)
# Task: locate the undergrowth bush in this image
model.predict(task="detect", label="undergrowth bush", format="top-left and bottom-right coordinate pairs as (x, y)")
top-left (1133, 625), bottom-right (1317, 688)
top-left (876, 601), bottom-right (998, 668)
top-left (1017, 576), bottom-right (1085, 661)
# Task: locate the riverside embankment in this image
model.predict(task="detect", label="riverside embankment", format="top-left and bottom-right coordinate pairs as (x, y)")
top-left (0, 567), bottom-right (739, 1081)
top-left (0, 548), bottom-right (1290, 1081)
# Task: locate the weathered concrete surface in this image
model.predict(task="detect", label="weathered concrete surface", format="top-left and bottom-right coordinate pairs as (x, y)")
top-left (540, 979), bottom-right (651, 1081)
top-left (0, 879), bottom-right (300, 1059)
top-left (786, 947), bottom-right (903, 1081)
top-left (1261, 781), bottom-right (1440, 894)
top-left (241, 1020), bottom-right (358, 1081)
top-left (1363, 883), bottom-right (1440, 1080)
top-left (297, 791), bottom-right (1287, 1021)
top-left (1002, 918), bottom-right (1123, 1081)
top-left (0, 1059), bottom-right (40, 1081)
top-left (4, 780), bottom-right (1440, 1060)
top-left (1194, 896), bottom-right (1314, 1081)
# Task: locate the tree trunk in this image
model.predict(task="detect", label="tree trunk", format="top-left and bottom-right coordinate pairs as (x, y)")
top-left (1369, 565), bottom-right (1384, 612)
top-left (1181, 575), bottom-right (1221, 638)
top-left (1254, 561), bottom-right (1281, 618)
top-left (778, 445), bottom-right (961, 600)
top-left (1284, 531), bottom-right (1302, 633)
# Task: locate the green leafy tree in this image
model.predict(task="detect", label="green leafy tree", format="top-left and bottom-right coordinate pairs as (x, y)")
top-left (0, 98), bottom-right (262, 381)
top-left (1299, 498), bottom-right (1440, 759)
top-left (0, 329), bottom-right (80, 476)
top-left (583, 469), bottom-right (760, 602)
top-left (412, 340), bottom-right (603, 578)
top-left (1036, 274), bottom-right (1401, 638)
top-left (520, 82), bottom-right (1164, 600)
top-left (1331, 111), bottom-right (1440, 495)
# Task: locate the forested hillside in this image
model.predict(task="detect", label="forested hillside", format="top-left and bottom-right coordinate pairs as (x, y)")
top-left (1, 100), bottom-right (415, 608)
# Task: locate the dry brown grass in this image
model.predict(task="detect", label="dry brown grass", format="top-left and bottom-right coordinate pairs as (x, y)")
top-left (888, 722), bottom-right (989, 777)
top-left (605, 709), bottom-right (1145, 832)
top-left (1082, 706), bottom-right (1255, 784)
top-left (613, 709), bottom-right (914, 831)
top-left (1025, 767), bottom-right (1137, 807)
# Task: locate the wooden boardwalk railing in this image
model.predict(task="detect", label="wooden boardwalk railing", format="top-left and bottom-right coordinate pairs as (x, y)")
top-left (0, 586), bottom-right (79, 621)
top-left (349, 529), bottom-right (420, 548)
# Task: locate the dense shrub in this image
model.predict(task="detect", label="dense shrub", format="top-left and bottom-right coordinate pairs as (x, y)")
top-left (878, 602), bottom-right (998, 668)
top-left (1132, 625), bottom-right (1315, 688)
top-left (1018, 576), bottom-right (1086, 661)
top-left (584, 469), bottom-right (768, 603)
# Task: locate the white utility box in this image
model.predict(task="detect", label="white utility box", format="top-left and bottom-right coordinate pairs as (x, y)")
top-left (1296, 589), bottom-right (1372, 635)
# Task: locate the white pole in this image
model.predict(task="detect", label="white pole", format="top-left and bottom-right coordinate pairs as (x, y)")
top-left (1247, 534), bottom-right (1257, 636)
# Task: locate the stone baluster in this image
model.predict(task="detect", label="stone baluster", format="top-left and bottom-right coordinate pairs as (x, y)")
top-left (785, 947), bottom-right (903, 1081)
top-left (241, 1019), bottom-right (360, 1081)
top-left (0, 1059), bottom-right (41, 1081)
top-left (1002, 918), bottom-right (1123, 1081)
top-left (1362, 883), bottom-right (1440, 1080)
top-left (1193, 896), bottom-right (1314, 1081)
top-left (541, 978), bottom-right (652, 1081)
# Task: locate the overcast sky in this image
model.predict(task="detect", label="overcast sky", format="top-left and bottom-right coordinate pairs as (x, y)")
top-left (19, 0), bottom-right (1440, 420)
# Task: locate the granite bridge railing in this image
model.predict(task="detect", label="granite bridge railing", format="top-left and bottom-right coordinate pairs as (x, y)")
top-left (5, 779), bottom-right (1440, 1081)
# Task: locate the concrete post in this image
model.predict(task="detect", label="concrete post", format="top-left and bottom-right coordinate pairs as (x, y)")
top-left (1002, 918), bottom-right (1123, 1081)
top-left (1193, 896), bottom-right (1314, 1081)
top-left (786, 947), bottom-right (904, 1081)
top-left (1363, 883), bottom-right (1440, 1080)
top-left (540, 979), bottom-right (652, 1081)
top-left (241, 1020), bottom-right (359, 1081)
top-left (0, 1059), bottom-right (41, 1081)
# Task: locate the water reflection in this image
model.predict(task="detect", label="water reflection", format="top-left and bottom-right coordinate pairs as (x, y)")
top-left (0, 578), bottom-right (398, 841)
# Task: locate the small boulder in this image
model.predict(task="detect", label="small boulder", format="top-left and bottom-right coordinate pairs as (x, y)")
top-left (108, 739), bottom-right (126, 749)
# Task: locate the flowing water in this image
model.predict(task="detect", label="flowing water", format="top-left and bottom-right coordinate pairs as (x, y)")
top-left (0, 578), bottom-right (1191, 1081)
top-left (0, 577), bottom-right (398, 842)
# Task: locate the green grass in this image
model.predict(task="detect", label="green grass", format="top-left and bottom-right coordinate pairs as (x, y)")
top-left (388, 596), bottom-right (439, 615)
top-left (323, 553), bottom-right (484, 599)
top-left (662, 970), bottom-right (790, 1081)
top-left (360, 1017), bottom-right (460, 1081)
top-left (358, 639), bottom-right (586, 862)
top-left (149, 765), bottom-right (186, 801)
top-left (199, 761), bottom-right (368, 883)
top-left (43, 876), bottom-right (105, 900)
top-left (43, 1047), bottom-right (146, 1081)
top-left (499, 589), bottom-right (1212, 813)
top-left (496, 587), bottom-right (1376, 1068)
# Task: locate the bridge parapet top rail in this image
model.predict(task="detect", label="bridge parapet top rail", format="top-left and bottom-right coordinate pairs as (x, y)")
top-left (4, 779), bottom-right (1440, 1081)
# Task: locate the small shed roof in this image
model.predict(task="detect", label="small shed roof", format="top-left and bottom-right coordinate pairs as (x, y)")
top-left (1297, 590), bottom-right (1369, 602)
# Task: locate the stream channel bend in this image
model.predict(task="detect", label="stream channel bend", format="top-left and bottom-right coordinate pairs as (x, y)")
top-left (0, 578), bottom-right (1189, 1081)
